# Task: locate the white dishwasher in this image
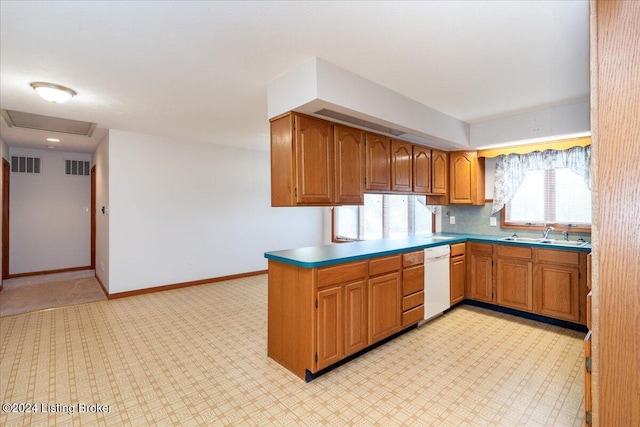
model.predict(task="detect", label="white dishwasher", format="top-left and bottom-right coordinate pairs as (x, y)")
top-left (423, 245), bottom-right (451, 321)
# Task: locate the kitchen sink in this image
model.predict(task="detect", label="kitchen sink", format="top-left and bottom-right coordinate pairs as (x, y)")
top-left (427, 236), bottom-right (456, 241)
top-left (500, 236), bottom-right (588, 247)
top-left (500, 237), bottom-right (540, 243)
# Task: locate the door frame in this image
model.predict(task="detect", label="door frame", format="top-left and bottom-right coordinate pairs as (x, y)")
top-left (91, 165), bottom-right (96, 270)
top-left (2, 158), bottom-right (10, 280)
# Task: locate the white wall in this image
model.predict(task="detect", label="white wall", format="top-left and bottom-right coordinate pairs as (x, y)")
top-left (9, 147), bottom-right (91, 274)
top-left (93, 132), bottom-right (110, 290)
top-left (106, 129), bottom-right (323, 294)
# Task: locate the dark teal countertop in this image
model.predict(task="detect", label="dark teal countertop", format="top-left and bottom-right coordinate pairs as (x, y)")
top-left (264, 233), bottom-right (591, 268)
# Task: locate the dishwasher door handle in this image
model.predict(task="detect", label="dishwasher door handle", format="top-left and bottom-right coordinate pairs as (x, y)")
top-left (425, 254), bottom-right (450, 262)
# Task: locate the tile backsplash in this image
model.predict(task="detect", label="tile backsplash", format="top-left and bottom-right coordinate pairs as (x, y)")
top-left (441, 202), bottom-right (592, 242)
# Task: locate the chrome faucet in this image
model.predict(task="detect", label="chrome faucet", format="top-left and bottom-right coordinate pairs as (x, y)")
top-left (542, 226), bottom-right (555, 240)
top-left (562, 231), bottom-right (569, 241)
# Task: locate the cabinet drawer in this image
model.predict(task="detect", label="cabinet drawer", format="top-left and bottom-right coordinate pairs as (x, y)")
top-left (370, 254), bottom-right (402, 276)
top-left (469, 242), bottom-right (493, 256)
top-left (403, 250), bottom-right (424, 267)
top-left (450, 243), bottom-right (465, 257)
top-left (403, 265), bottom-right (424, 295)
top-left (317, 261), bottom-right (367, 288)
top-left (535, 248), bottom-right (580, 265)
top-left (402, 305), bottom-right (424, 326)
top-left (496, 244), bottom-right (532, 260)
top-left (403, 291), bottom-right (424, 311)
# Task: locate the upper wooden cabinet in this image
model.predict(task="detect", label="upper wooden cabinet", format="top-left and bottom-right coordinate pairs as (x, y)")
top-left (334, 125), bottom-right (365, 205)
top-left (270, 113), bottom-right (365, 206)
top-left (391, 140), bottom-right (413, 192)
top-left (412, 145), bottom-right (431, 194)
top-left (431, 150), bottom-right (448, 195)
top-left (449, 151), bottom-right (485, 205)
top-left (365, 133), bottom-right (391, 191)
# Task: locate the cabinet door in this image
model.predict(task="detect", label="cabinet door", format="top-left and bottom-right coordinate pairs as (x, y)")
top-left (496, 258), bottom-right (533, 311)
top-left (413, 146), bottom-right (431, 193)
top-left (295, 115), bottom-right (334, 205)
top-left (369, 272), bottom-right (402, 343)
top-left (316, 286), bottom-right (343, 370)
top-left (431, 150), bottom-right (448, 195)
top-left (365, 133), bottom-right (391, 191)
top-left (344, 280), bottom-right (368, 356)
top-left (450, 254), bottom-right (466, 305)
top-left (335, 125), bottom-right (365, 205)
top-left (468, 253), bottom-right (493, 302)
top-left (450, 152), bottom-right (474, 204)
top-left (449, 151), bottom-right (484, 205)
top-left (534, 263), bottom-right (580, 322)
top-left (391, 140), bottom-right (413, 192)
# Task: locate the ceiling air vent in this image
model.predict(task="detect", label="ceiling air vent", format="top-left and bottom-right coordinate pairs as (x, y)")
top-left (11, 156), bottom-right (41, 174)
top-left (1, 109), bottom-right (97, 137)
top-left (314, 108), bottom-right (405, 137)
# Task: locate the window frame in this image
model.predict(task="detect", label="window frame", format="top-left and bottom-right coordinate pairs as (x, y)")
top-left (332, 194), bottom-right (436, 243)
top-left (500, 169), bottom-right (591, 233)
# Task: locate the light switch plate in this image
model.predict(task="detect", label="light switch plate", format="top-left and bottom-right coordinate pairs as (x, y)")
top-left (490, 217), bottom-right (497, 226)
top-left (449, 216), bottom-right (456, 225)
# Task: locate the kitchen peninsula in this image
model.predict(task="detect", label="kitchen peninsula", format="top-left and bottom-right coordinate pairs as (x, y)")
top-left (265, 233), bottom-right (591, 380)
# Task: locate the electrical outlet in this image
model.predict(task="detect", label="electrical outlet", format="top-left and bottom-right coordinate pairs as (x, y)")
top-left (449, 216), bottom-right (456, 225)
top-left (188, 260), bottom-right (195, 269)
top-left (490, 217), bottom-right (497, 226)
top-left (100, 261), bottom-right (105, 272)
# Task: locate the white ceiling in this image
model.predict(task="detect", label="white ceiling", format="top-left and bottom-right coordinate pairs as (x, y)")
top-left (0, 1), bottom-right (589, 154)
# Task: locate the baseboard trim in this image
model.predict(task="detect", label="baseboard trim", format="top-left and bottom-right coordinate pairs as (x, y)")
top-left (8, 266), bottom-right (93, 279)
top-left (461, 299), bottom-right (588, 333)
top-left (95, 274), bottom-right (109, 298)
top-left (107, 270), bottom-right (268, 300)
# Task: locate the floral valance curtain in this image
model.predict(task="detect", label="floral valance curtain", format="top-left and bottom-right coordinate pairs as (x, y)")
top-left (491, 145), bottom-right (591, 214)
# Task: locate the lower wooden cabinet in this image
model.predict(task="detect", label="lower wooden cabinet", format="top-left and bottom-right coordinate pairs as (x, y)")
top-left (450, 243), bottom-right (466, 305)
top-left (315, 261), bottom-right (369, 371)
top-left (316, 285), bottom-right (343, 370)
top-left (369, 272), bottom-right (402, 343)
top-left (468, 243), bottom-right (494, 302)
top-left (402, 250), bottom-right (425, 326)
top-left (535, 264), bottom-right (580, 322)
top-left (316, 279), bottom-right (369, 370)
top-left (343, 281), bottom-right (368, 357)
top-left (495, 245), bottom-right (533, 312)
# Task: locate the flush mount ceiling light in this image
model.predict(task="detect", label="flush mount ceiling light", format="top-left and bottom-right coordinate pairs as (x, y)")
top-left (30, 82), bottom-right (77, 104)
top-left (46, 138), bottom-right (60, 142)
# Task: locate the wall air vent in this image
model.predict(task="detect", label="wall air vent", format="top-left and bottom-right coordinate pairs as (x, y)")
top-left (314, 108), bottom-right (406, 137)
top-left (65, 160), bottom-right (91, 176)
top-left (11, 156), bottom-right (41, 174)
top-left (1, 109), bottom-right (97, 137)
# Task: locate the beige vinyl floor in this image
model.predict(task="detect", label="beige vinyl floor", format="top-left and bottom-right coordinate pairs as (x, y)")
top-left (0, 274), bottom-right (585, 426)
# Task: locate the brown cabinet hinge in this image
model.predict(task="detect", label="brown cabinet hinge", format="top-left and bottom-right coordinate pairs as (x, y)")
top-left (315, 299), bottom-right (318, 309)
top-left (315, 353), bottom-right (318, 363)
top-left (585, 411), bottom-right (592, 426)
top-left (586, 356), bottom-right (592, 373)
